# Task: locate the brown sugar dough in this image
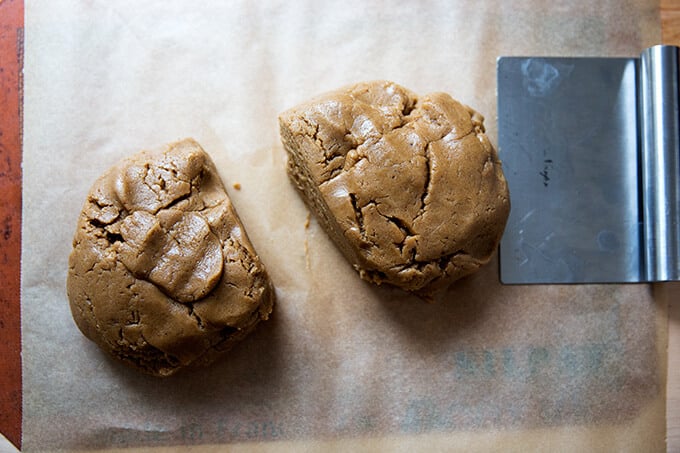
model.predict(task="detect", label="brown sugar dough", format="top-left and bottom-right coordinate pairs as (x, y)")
top-left (66, 138), bottom-right (274, 377)
top-left (279, 81), bottom-right (510, 296)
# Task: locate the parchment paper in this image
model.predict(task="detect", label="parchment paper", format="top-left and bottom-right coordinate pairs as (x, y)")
top-left (22, 1), bottom-right (667, 451)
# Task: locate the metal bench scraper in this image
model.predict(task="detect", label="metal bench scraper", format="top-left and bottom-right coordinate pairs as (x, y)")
top-left (498, 45), bottom-right (680, 284)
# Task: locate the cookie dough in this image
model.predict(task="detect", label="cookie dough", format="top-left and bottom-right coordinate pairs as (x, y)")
top-left (67, 139), bottom-right (274, 377)
top-left (279, 81), bottom-right (510, 296)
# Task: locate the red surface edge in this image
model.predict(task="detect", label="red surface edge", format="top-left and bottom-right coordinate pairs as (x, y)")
top-left (0, 0), bottom-right (23, 449)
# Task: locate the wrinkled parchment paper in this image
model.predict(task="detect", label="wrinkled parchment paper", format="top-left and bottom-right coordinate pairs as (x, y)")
top-left (22, 1), bottom-right (668, 451)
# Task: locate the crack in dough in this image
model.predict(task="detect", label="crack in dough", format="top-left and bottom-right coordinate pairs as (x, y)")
top-left (279, 81), bottom-right (510, 297)
top-left (67, 139), bottom-right (275, 377)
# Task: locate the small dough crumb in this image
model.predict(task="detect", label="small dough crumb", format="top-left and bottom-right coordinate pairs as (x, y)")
top-left (233, 182), bottom-right (241, 190)
top-left (279, 81), bottom-right (510, 296)
top-left (66, 138), bottom-right (275, 377)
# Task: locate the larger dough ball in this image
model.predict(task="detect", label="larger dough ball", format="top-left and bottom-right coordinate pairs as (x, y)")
top-left (279, 81), bottom-right (510, 297)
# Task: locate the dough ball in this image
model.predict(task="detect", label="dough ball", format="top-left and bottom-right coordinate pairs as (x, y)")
top-left (279, 81), bottom-right (510, 297)
top-left (67, 139), bottom-right (274, 376)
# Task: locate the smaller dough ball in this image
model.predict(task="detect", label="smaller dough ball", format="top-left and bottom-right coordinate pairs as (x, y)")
top-left (67, 138), bottom-right (274, 377)
top-left (279, 81), bottom-right (510, 297)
